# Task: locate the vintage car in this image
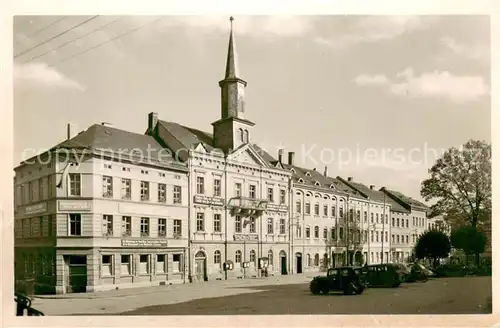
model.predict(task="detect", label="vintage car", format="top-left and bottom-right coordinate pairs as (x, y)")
top-left (405, 262), bottom-right (433, 282)
top-left (309, 266), bottom-right (366, 295)
top-left (364, 264), bottom-right (403, 288)
top-left (15, 292), bottom-right (44, 316)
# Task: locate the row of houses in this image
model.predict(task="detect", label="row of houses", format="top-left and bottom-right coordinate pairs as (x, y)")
top-left (14, 18), bottom-right (438, 295)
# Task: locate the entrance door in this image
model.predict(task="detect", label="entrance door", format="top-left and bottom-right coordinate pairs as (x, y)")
top-left (67, 255), bottom-right (87, 293)
top-left (279, 251), bottom-right (287, 275)
top-left (194, 251), bottom-right (206, 282)
top-left (296, 254), bottom-right (302, 274)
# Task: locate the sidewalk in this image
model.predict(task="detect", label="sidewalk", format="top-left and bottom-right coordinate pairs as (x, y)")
top-left (34, 272), bottom-right (317, 300)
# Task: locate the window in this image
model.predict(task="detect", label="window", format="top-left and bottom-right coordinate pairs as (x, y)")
top-left (385, 231), bottom-right (388, 242)
top-left (376, 213), bottom-right (379, 224)
top-left (296, 225), bottom-right (301, 237)
top-left (172, 254), bottom-right (181, 272)
top-left (139, 255), bottom-right (149, 274)
top-left (196, 213), bottom-right (205, 232)
top-left (314, 203), bottom-right (319, 215)
top-left (406, 219), bottom-right (409, 228)
top-left (239, 128), bottom-right (244, 142)
top-left (339, 227), bottom-right (344, 240)
top-left (102, 176), bottom-right (113, 197)
top-left (349, 209), bottom-right (354, 222)
top-left (102, 215), bottom-right (113, 236)
top-left (331, 206), bottom-right (336, 217)
top-left (249, 185), bottom-right (256, 199)
top-left (69, 213), bottom-right (81, 236)
top-left (392, 218), bottom-right (395, 227)
top-left (39, 216), bottom-right (44, 237)
top-left (173, 219), bottom-right (182, 237)
top-left (392, 234), bottom-right (395, 243)
top-left (244, 129), bottom-right (249, 143)
top-left (140, 217), bottom-right (150, 237)
top-left (140, 181), bottom-right (149, 201)
top-left (386, 214), bottom-right (389, 224)
top-left (397, 235), bottom-right (400, 243)
top-left (357, 210), bottom-right (361, 221)
top-left (158, 218), bottom-right (167, 237)
top-left (213, 214), bottom-right (221, 232)
top-left (158, 183), bottom-right (166, 202)
top-left (69, 174), bottom-right (81, 196)
top-left (323, 205), bottom-right (328, 216)
top-left (314, 226), bottom-right (319, 238)
top-left (235, 216), bottom-right (242, 233)
top-left (370, 230), bottom-right (374, 242)
top-left (296, 201), bottom-right (301, 213)
top-left (121, 178), bottom-right (131, 199)
top-left (364, 230), bottom-right (368, 242)
top-left (406, 235), bottom-right (409, 244)
top-left (38, 179), bottom-right (44, 200)
top-left (47, 177), bottom-right (53, 198)
top-left (376, 231), bottom-right (379, 242)
top-left (279, 218), bottom-right (286, 234)
top-left (250, 250), bottom-right (256, 264)
top-left (371, 213), bottom-right (374, 223)
top-left (268, 250), bottom-right (273, 266)
top-left (267, 218), bottom-right (274, 234)
top-left (235, 183), bottom-right (242, 197)
top-left (214, 251), bottom-right (221, 265)
top-left (305, 227), bottom-right (311, 238)
top-left (235, 250), bottom-right (242, 263)
top-left (196, 177), bottom-right (205, 194)
top-left (314, 254), bottom-right (319, 266)
top-left (267, 187), bottom-right (274, 202)
top-left (173, 185), bottom-right (182, 204)
top-left (157, 254), bottom-right (166, 273)
top-left (213, 179), bottom-right (221, 197)
top-left (28, 181), bottom-right (34, 202)
top-left (249, 217), bottom-right (256, 233)
top-left (102, 255), bottom-right (112, 276)
top-left (305, 202), bottom-right (311, 214)
top-left (121, 216), bottom-right (131, 236)
top-left (280, 190), bottom-right (286, 204)
top-left (323, 228), bottom-right (328, 239)
top-left (364, 211), bottom-right (368, 223)
top-left (339, 207), bottom-right (344, 218)
top-left (331, 228), bottom-right (336, 240)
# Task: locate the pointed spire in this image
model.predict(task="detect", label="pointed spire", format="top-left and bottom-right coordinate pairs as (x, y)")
top-left (225, 16), bottom-right (239, 79)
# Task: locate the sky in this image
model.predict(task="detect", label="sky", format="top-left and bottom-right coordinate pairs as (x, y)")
top-left (12, 15), bottom-right (491, 202)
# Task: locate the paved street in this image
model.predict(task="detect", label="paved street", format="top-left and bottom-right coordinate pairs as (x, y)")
top-left (31, 275), bottom-right (491, 315)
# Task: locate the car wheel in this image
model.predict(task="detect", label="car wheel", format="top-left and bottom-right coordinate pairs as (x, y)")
top-left (321, 287), bottom-right (329, 295)
top-left (344, 283), bottom-right (354, 295)
top-left (309, 280), bottom-right (321, 295)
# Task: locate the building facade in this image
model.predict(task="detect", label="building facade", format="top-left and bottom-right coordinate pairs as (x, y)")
top-left (14, 125), bottom-right (190, 294)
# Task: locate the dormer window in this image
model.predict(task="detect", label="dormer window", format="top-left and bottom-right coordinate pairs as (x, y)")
top-left (298, 178), bottom-right (304, 183)
top-left (329, 184), bottom-right (336, 189)
top-left (314, 181), bottom-right (320, 186)
top-left (305, 172), bottom-right (311, 177)
top-left (289, 168), bottom-right (296, 173)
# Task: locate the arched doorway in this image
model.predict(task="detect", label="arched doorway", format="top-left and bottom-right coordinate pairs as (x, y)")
top-left (194, 251), bottom-right (207, 282)
top-left (354, 251), bottom-right (363, 266)
top-left (279, 250), bottom-right (287, 275)
top-left (295, 252), bottom-right (302, 274)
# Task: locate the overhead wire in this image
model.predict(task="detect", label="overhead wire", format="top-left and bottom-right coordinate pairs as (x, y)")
top-left (14, 15), bottom-right (99, 59)
top-left (18, 16), bottom-right (67, 41)
top-left (21, 17), bottom-right (125, 64)
top-left (47, 16), bottom-right (164, 67)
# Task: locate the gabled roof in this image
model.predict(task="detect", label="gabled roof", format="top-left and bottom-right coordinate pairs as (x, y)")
top-left (336, 177), bottom-right (390, 203)
top-left (17, 124), bottom-right (187, 171)
top-left (382, 188), bottom-right (429, 212)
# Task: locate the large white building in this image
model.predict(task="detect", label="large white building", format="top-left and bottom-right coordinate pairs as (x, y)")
top-left (14, 17), bottom-right (432, 294)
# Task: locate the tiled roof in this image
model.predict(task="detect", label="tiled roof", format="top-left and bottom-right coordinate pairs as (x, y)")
top-left (157, 120), bottom-right (215, 157)
top-left (20, 124), bottom-right (187, 171)
top-left (336, 177), bottom-right (392, 205)
top-left (385, 189), bottom-right (429, 211)
top-left (380, 194), bottom-right (410, 213)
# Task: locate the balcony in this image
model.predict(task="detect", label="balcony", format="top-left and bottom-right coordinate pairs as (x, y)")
top-left (228, 197), bottom-right (268, 217)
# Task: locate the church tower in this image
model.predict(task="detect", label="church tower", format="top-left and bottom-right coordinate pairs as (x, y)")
top-left (212, 17), bottom-right (255, 154)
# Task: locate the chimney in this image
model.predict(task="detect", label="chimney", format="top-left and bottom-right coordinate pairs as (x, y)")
top-left (313, 168), bottom-right (316, 171)
top-left (347, 176), bottom-right (353, 182)
top-left (370, 185), bottom-right (375, 190)
top-left (324, 165), bottom-right (328, 177)
top-left (148, 112), bottom-right (158, 133)
top-left (288, 152), bottom-right (295, 166)
top-left (278, 149), bottom-right (284, 163)
top-left (66, 123), bottom-right (71, 140)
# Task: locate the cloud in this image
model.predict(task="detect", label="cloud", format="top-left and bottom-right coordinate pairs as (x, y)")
top-left (159, 16), bottom-right (313, 38)
top-left (354, 67), bottom-right (489, 103)
top-left (440, 37), bottom-right (489, 61)
top-left (315, 16), bottom-right (434, 48)
top-left (14, 62), bottom-right (86, 91)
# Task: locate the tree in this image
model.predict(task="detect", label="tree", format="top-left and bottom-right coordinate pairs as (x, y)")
top-left (414, 230), bottom-right (451, 267)
top-left (450, 226), bottom-right (487, 264)
top-left (421, 140), bottom-right (491, 228)
top-left (420, 140), bottom-right (491, 265)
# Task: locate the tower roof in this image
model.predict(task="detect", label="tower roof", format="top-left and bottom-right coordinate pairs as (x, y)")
top-left (224, 16), bottom-right (240, 79)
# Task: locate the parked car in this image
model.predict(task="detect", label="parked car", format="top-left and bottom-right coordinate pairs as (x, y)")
top-left (392, 263), bottom-right (411, 282)
top-left (364, 264), bottom-right (403, 288)
top-left (310, 266), bottom-right (366, 295)
top-left (406, 262), bottom-right (433, 282)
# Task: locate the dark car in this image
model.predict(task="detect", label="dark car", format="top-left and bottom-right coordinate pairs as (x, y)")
top-left (405, 262), bottom-right (432, 282)
top-left (364, 264), bottom-right (403, 288)
top-left (309, 266), bottom-right (366, 295)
